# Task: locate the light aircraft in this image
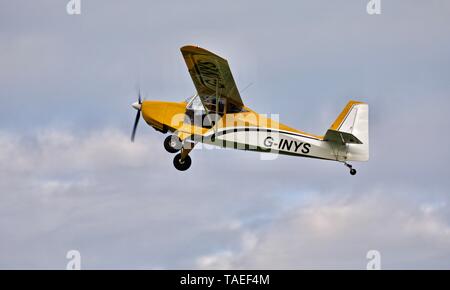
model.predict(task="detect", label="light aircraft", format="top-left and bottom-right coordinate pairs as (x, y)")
top-left (130, 45), bottom-right (369, 174)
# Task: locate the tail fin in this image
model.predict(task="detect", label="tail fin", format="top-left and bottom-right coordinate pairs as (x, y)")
top-left (324, 101), bottom-right (369, 161)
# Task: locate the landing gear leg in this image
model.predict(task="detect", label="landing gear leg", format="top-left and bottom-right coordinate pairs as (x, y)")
top-left (173, 143), bottom-right (194, 171)
top-left (344, 162), bottom-right (357, 176)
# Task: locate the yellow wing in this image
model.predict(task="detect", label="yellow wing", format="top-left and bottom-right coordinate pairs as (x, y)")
top-left (180, 45), bottom-right (244, 109)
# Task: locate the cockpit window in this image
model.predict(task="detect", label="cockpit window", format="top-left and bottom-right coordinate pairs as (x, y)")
top-left (186, 95), bottom-right (206, 113)
top-left (185, 94), bottom-right (246, 128)
top-left (185, 95), bottom-right (221, 128)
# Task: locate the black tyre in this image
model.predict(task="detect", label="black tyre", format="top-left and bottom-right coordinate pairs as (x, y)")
top-left (350, 169), bottom-right (357, 175)
top-left (173, 153), bottom-right (192, 171)
top-left (164, 135), bottom-right (182, 153)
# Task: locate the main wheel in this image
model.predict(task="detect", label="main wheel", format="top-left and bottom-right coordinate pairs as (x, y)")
top-left (164, 135), bottom-right (182, 153)
top-left (173, 153), bottom-right (192, 171)
top-left (350, 168), bottom-right (357, 175)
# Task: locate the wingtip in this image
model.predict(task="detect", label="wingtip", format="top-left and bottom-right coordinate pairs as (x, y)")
top-left (180, 44), bottom-right (200, 51)
top-left (180, 45), bottom-right (226, 60)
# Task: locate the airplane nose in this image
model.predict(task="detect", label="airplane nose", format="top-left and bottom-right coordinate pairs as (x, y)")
top-left (132, 101), bottom-right (141, 111)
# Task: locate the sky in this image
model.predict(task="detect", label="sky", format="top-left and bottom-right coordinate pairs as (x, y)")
top-left (1, 0), bottom-right (450, 269)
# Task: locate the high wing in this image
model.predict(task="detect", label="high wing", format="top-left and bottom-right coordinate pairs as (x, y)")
top-left (180, 45), bottom-right (244, 110)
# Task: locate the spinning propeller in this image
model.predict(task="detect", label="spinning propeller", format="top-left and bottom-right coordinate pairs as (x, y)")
top-left (130, 89), bottom-right (142, 142)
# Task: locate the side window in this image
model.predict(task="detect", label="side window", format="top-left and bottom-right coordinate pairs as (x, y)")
top-left (185, 95), bottom-right (244, 128)
top-left (186, 95), bottom-right (206, 112)
top-left (185, 95), bottom-right (215, 128)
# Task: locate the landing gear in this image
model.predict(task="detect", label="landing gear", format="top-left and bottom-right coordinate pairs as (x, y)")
top-left (344, 162), bottom-right (357, 176)
top-left (164, 135), bottom-right (182, 153)
top-left (173, 153), bottom-right (191, 171)
top-left (167, 135), bottom-right (195, 171)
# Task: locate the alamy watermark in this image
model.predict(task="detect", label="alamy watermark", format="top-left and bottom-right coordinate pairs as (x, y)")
top-left (66, 0), bottom-right (81, 15)
top-left (367, 0), bottom-right (381, 15)
top-left (366, 250), bottom-right (381, 270)
top-left (167, 112), bottom-right (285, 161)
top-left (66, 250), bottom-right (81, 270)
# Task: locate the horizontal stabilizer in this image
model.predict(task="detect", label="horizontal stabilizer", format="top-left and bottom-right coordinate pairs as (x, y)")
top-left (323, 129), bottom-right (362, 144)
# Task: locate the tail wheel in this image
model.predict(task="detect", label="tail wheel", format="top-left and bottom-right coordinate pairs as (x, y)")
top-left (344, 162), bottom-right (357, 176)
top-left (164, 135), bottom-right (182, 153)
top-left (173, 153), bottom-right (191, 171)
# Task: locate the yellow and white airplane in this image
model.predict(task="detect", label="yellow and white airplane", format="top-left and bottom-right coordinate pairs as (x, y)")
top-left (130, 45), bottom-right (369, 174)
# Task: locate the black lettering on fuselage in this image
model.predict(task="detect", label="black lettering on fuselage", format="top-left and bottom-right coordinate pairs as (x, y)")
top-left (265, 137), bottom-right (311, 155)
top-left (278, 138), bottom-right (311, 154)
top-left (294, 141), bottom-right (303, 152)
top-left (301, 143), bottom-right (311, 154)
top-left (282, 139), bottom-right (293, 151)
top-left (264, 136), bottom-right (274, 147)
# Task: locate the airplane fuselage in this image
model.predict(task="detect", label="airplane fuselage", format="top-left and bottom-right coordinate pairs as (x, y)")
top-left (140, 100), bottom-right (347, 162)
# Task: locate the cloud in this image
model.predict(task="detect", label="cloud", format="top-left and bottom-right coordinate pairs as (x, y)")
top-left (195, 189), bottom-right (450, 269)
top-left (0, 128), bottom-right (290, 269)
top-left (1, 128), bottom-right (450, 269)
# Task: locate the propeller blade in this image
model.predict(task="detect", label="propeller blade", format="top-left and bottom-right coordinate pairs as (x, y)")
top-left (138, 88), bottom-right (142, 104)
top-left (131, 109), bottom-right (140, 142)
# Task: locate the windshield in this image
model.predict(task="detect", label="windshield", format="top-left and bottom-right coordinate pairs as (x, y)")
top-left (186, 95), bottom-right (206, 113)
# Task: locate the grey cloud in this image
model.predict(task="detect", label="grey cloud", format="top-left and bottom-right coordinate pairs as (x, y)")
top-left (1, 129), bottom-right (450, 269)
top-left (0, 129), bottom-right (290, 269)
top-left (196, 189), bottom-right (450, 269)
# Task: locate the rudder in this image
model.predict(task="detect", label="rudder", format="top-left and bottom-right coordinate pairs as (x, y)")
top-left (324, 101), bottom-right (369, 161)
